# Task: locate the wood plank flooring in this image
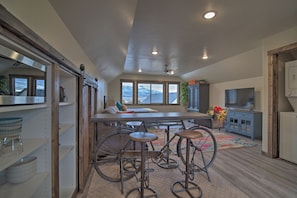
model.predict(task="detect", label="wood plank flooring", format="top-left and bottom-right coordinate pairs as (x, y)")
top-left (77, 131), bottom-right (297, 198)
top-left (213, 144), bottom-right (297, 198)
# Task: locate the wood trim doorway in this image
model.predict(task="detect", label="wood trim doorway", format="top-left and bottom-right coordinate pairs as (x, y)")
top-left (267, 42), bottom-right (297, 158)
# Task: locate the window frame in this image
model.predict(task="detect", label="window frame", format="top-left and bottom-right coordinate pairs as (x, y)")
top-left (120, 79), bottom-right (180, 105)
top-left (9, 74), bottom-right (45, 96)
top-left (120, 79), bottom-right (135, 104)
top-left (167, 82), bottom-right (180, 104)
top-left (137, 81), bottom-right (165, 105)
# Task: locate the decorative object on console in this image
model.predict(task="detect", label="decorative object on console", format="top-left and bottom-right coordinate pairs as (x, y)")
top-left (188, 79), bottom-right (207, 85)
top-left (207, 106), bottom-right (227, 122)
top-left (193, 106), bottom-right (226, 129)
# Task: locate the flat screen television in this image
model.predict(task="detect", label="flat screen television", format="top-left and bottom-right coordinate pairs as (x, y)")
top-left (225, 87), bottom-right (255, 110)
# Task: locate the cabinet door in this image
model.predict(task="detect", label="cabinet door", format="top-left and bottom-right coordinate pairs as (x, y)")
top-left (239, 113), bottom-right (253, 134)
top-left (188, 86), bottom-right (194, 109)
top-left (193, 86), bottom-right (199, 110)
top-left (188, 85), bottom-right (199, 111)
top-left (187, 84), bottom-right (209, 113)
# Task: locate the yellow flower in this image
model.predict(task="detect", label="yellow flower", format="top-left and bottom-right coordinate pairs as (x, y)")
top-left (208, 106), bottom-right (227, 121)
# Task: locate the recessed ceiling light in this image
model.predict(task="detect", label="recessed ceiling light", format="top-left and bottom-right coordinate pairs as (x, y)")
top-left (152, 51), bottom-right (158, 55)
top-left (202, 55), bottom-right (208, 60)
top-left (203, 11), bottom-right (216, 19)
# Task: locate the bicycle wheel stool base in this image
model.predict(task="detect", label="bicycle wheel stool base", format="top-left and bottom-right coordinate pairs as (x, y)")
top-left (157, 158), bottom-right (178, 169)
top-left (171, 180), bottom-right (202, 198)
top-left (127, 132), bottom-right (158, 197)
top-left (126, 187), bottom-right (158, 198)
top-left (173, 130), bottom-right (203, 198)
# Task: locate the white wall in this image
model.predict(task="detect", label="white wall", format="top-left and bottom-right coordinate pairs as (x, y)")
top-left (108, 73), bottom-right (187, 112)
top-left (0, 0), bottom-right (107, 112)
top-left (209, 25), bottom-right (297, 153)
top-left (209, 77), bottom-right (263, 112)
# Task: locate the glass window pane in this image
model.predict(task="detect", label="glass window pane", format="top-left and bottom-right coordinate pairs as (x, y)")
top-left (122, 80), bottom-right (179, 105)
top-left (14, 77), bottom-right (28, 96)
top-left (138, 83), bottom-right (150, 104)
top-left (35, 79), bottom-right (45, 96)
top-left (168, 84), bottom-right (178, 104)
top-left (151, 84), bottom-right (163, 104)
top-left (122, 82), bottom-right (133, 104)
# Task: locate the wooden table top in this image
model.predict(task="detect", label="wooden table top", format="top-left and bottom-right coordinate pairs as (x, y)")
top-left (91, 112), bottom-right (211, 122)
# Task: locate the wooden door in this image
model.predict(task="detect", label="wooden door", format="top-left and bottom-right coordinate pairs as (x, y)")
top-left (78, 76), bottom-right (97, 192)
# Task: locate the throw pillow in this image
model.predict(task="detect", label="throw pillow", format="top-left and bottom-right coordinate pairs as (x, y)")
top-left (116, 101), bottom-right (123, 111)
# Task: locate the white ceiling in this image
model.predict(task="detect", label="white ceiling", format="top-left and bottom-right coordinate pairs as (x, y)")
top-left (49, 0), bottom-right (297, 82)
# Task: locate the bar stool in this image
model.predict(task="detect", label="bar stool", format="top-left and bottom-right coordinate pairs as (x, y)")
top-left (157, 121), bottom-right (183, 169)
top-left (171, 130), bottom-right (203, 198)
top-left (126, 132), bottom-right (158, 198)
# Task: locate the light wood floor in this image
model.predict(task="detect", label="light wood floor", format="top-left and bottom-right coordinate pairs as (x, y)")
top-left (78, 132), bottom-right (297, 198)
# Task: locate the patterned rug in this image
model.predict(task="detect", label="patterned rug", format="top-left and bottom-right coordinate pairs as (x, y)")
top-left (147, 128), bottom-right (258, 151)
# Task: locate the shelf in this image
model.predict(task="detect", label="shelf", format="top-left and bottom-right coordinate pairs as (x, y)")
top-left (0, 172), bottom-right (49, 198)
top-left (59, 67), bottom-right (77, 197)
top-left (59, 145), bottom-right (74, 162)
top-left (59, 124), bottom-right (74, 136)
top-left (0, 104), bottom-right (48, 113)
top-left (59, 102), bottom-right (74, 107)
top-left (0, 138), bottom-right (48, 171)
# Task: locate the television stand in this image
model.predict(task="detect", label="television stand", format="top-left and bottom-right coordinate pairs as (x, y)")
top-left (224, 109), bottom-right (262, 140)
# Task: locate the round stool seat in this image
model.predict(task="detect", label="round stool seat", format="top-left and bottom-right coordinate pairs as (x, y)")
top-left (129, 132), bottom-right (158, 143)
top-left (176, 129), bottom-right (203, 139)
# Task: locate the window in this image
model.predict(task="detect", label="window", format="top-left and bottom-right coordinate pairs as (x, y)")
top-left (121, 80), bottom-right (134, 104)
top-left (138, 82), bottom-right (164, 104)
top-left (34, 79), bottom-right (45, 96)
top-left (13, 77), bottom-right (28, 96)
top-left (168, 83), bottom-right (179, 104)
top-left (120, 80), bottom-right (180, 105)
top-left (10, 75), bottom-right (45, 97)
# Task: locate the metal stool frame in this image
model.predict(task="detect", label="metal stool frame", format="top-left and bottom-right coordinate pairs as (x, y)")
top-left (125, 132), bottom-right (159, 198)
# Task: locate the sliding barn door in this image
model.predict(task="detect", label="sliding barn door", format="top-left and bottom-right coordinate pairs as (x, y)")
top-left (78, 76), bottom-right (97, 191)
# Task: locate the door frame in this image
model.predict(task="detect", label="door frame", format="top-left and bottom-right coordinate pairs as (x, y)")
top-left (267, 42), bottom-right (297, 158)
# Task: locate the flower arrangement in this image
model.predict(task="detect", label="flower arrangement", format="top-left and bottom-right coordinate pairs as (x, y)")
top-left (207, 106), bottom-right (227, 122)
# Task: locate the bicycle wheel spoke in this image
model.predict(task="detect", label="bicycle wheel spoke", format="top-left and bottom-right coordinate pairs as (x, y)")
top-left (94, 128), bottom-right (141, 182)
top-left (177, 126), bottom-right (217, 173)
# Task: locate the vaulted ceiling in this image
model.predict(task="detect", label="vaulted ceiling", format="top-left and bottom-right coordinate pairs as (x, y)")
top-left (49, 0), bottom-right (297, 82)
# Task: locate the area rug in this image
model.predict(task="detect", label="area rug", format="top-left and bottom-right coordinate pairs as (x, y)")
top-left (147, 128), bottom-right (257, 151)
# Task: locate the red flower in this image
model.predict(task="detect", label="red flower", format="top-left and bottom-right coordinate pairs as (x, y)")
top-left (213, 106), bottom-right (223, 114)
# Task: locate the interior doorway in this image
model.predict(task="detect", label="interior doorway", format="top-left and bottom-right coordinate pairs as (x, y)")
top-left (267, 42), bottom-right (297, 158)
